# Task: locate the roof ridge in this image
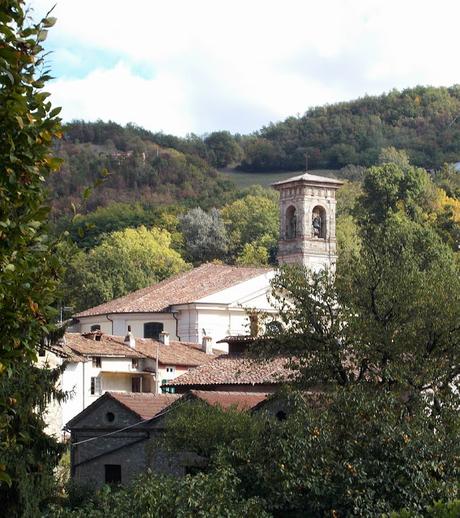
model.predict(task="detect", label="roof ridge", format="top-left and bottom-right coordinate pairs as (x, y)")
top-left (75, 263), bottom-right (273, 318)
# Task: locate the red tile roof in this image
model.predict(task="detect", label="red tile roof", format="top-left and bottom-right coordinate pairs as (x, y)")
top-left (165, 354), bottom-right (293, 387)
top-left (75, 263), bottom-right (270, 317)
top-left (189, 390), bottom-right (268, 410)
top-left (134, 338), bottom-right (224, 367)
top-left (108, 392), bottom-right (180, 420)
top-left (62, 333), bottom-right (144, 359)
top-left (56, 333), bottom-right (224, 367)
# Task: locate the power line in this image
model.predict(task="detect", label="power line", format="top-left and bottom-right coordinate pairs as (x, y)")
top-left (70, 405), bottom-right (174, 447)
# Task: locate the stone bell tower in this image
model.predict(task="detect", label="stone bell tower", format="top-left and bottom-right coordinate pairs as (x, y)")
top-left (272, 172), bottom-right (343, 271)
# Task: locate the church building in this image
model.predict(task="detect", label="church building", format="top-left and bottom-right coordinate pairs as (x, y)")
top-left (72, 172), bottom-right (343, 346)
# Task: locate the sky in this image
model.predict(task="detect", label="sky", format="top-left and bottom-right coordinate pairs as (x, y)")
top-left (32, 0), bottom-right (460, 136)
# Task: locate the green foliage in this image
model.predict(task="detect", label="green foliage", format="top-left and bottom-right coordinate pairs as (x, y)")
top-left (433, 163), bottom-right (460, 199)
top-left (0, 0), bottom-right (65, 507)
top-left (240, 86), bottom-right (460, 171)
top-left (162, 399), bottom-right (265, 458)
top-left (47, 467), bottom-right (269, 518)
top-left (62, 226), bottom-right (189, 312)
top-left (0, 363), bottom-right (66, 516)
top-left (236, 241), bottom-right (270, 266)
top-left (378, 146), bottom-right (411, 168)
top-left (48, 121), bottom-right (237, 219)
top-left (390, 500), bottom-right (460, 518)
top-left (61, 202), bottom-right (183, 250)
top-left (221, 194), bottom-right (279, 261)
top-left (204, 131), bottom-right (243, 167)
top-left (217, 388), bottom-right (459, 517)
top-left (180, 207), bottom-right (228, 263)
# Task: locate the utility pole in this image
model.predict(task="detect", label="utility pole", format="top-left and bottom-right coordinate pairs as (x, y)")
top-left (305, 152), bottom-right (308, 172)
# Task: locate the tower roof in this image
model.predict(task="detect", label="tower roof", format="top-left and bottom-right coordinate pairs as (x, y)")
top-left (271, 172), bottom-right (343, 189)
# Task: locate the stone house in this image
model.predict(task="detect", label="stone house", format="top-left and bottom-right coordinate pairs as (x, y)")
top-left (67, 390), bottom-right (267, 487)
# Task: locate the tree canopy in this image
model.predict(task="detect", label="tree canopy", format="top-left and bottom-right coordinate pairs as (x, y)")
top-left (0, 1), bottom-right (66, 512)
top-left (62, 226), bottom-right (189, 312)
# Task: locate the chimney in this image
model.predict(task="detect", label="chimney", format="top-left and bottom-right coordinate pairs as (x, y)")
top-left (159, 331), bottom-right (170, 346)
top-left (124, 325), bottom-right (136, 348)
top-left (202, 336), bottom-right (213, 355)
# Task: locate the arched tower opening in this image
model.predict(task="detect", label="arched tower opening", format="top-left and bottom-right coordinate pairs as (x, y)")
top-left (272, 172), bottom-right (343, 270)
top-left (312, 205), bottom-right (326, 239)
top-left (285, 205), bottom-right (297, 239)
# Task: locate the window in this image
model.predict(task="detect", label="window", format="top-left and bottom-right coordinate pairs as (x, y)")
top-left (106, 412), bottom-right (115, 423)
top-left (104, 464), bottom-right (121, 484)
top-left (144, 322), bottom-right (164, 340)
top-left (92, 357), bottom-right (101, 368)
top-left (132, 377), bottom-right (141, 393)
top-left (90, 377), bottom-right (102, 395)
top-left (38, 347), bottom-right (46, 357)
top-left (90, 324), bottom-right (101, 332)
top-left (131, 358), bottom-right (139, 369)
top-left (161, 380), bottom-right (175, 394)
top-left (165, 366), bottom-right (175, 374)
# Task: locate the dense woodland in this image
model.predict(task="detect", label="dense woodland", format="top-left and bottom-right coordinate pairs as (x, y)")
top-left (49, 85), bottom-right (460, 217)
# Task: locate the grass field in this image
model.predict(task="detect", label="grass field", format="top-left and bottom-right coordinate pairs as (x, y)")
top-left (218, 168), bottom-right (339, 189)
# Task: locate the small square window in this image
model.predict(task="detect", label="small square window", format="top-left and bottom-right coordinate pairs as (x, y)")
top-left (92, 357), bottom-right (101, 368)
top-left (131, 359), bottom-right (139, 369)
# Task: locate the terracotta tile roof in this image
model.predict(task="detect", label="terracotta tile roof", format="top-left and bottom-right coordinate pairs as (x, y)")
top-left (134, 337), bottom-right (224, 367)
top-left (189, 390), bottom-right (268, 410)
top-left (75, 263), bottom-right (271, 317)
top-left (62, 333), bottom-right (145, 359)
top-left (107, 392), bottom-right (180, 420)
top-left (49, 343), bottom-right (87, 362)
top-left (165, 354), bottom-right (293, 387)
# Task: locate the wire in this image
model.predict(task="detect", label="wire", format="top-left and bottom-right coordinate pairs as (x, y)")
top-left (70, 405), bottom-right (174, 447)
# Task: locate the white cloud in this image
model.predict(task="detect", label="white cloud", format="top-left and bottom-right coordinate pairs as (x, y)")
top-left (32, 0), bottom-right (460, 134)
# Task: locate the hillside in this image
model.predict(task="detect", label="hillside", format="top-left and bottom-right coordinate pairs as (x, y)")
top-left (241, 85), bottom-right (460, 171)
top-left (47, 121), bottom-right (237, 218)
top-left (48, 86), bottom-right (460, 219)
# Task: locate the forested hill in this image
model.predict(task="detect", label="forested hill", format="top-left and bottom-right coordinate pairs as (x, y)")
top-left (48, 86), bottom-right (460, 217)
top-left (47, 121), bottom-right (236, 218)
top-left (242, 85), bottom-right (460, 171)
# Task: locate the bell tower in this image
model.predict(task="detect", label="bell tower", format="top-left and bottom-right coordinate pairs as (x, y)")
top-left (272, 172), bottom-right (343, 271)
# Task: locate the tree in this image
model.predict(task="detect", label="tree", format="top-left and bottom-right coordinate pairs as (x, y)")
top-left (66, 227), bottom-right (188, 312)
top-left (378, 146), bottom-right (410, 168)
top-left (47, 467), bottom-right (268, 517)
top-left (0, 1), bottom-right (66, 512)
top-left (179, 207), bottom-right (228, 264)
top-left (221, 194), bottom-right (279, 261)
top-left (204, 131), bottom-right (243, 168)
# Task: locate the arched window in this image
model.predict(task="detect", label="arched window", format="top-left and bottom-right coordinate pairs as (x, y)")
top-left (144, 322), bottom-right (164, 340)
top-left (90, 324), bottom-right (101, 332)
top-left (312, 206), bottom-right (326, 239)
top-left (285, 205), bottom-right (297, 239)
